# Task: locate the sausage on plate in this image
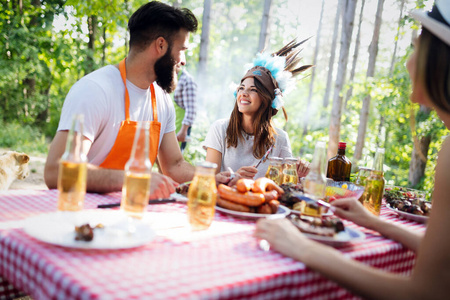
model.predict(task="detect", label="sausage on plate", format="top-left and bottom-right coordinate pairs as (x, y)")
top-left (218, 184), bottom-right (265, 207)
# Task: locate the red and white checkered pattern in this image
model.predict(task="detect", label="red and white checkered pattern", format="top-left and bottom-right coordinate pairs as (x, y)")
top-left (0, 190), bottom-right (425, 300)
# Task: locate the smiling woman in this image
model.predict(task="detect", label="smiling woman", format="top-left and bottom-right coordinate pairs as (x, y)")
top-left (204, 39), bottom-right (313, 181)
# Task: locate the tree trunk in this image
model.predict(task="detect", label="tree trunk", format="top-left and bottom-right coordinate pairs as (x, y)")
top-left (322, 0), bottom-right (342, 110)
top-left (197, 0), bottom-right (212, 91)
top-left (23, 0), bottom-right (40, 98)
top-left (303, 0), bottom-right (325, 135)
top-left (86, 15), bottom-right (97, 74)
top-left (389, 0), bottom-right (405, 76)
top-left (344, 0), bottom-right (365, 108)
top-left (125, 0), bottom-right (129, 56)
top-left (23, 0), bottom-right (40, 120)
top-left (409, 105), bottom-right (432, 187)
top-left (353, 0), bottom-right (385, 163)
top-left (258, 0), bottom-right (272, 52)
top-left (328, 0), bottom-right (357, 159)
top-left (102, 25), bottom-right (107, 66)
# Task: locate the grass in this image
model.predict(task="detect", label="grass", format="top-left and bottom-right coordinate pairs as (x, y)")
top-left (0, 121), bottom-right (50, 156)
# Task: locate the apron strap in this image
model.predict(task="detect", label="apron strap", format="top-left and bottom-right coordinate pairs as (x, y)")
top-left (119, 58), bottom-right (130, 121)
top-left (150, 84), bottom-right (158, 122)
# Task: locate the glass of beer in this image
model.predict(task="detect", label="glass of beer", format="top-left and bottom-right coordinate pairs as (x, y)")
top-left (187, 161), bottom-right (218, 231)
top-left (265, 157), bottom-right (283, 185)
top-left (121, 122), bottom-right (152, 220)
top-left (57, 114), bottom-right (87, 211)
top-left (282, 157), bottom-right (299, 184)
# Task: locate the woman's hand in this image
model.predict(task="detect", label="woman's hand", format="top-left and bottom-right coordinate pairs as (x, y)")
top-left (255, 218), bottom-right (315, 259)
top-left (296, 159), bottom-right (310, 178)
top-left (331, 197), bottom-right (378, 229)
top-left (216, 171), bottom-right (241, 186)
top-left (236, 166), bottom-right (258, 179)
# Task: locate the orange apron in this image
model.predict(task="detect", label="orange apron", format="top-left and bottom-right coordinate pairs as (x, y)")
top-left (99, 58), bottom-right (161, 170)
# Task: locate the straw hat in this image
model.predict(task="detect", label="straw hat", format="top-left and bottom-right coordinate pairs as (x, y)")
top-left (410, 0), bottom-right (450, 46)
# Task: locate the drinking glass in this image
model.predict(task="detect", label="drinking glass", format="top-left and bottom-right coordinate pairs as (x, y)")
top-left (187, 162), bottom-right (217, 231)
top-left (57, 114), bottom-right (87, 211)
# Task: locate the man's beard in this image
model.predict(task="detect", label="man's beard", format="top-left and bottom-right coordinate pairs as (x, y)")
top-left (154, 45), bottom-right (177, 93)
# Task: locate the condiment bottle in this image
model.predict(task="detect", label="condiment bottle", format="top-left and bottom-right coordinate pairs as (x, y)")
top-left (282, 157), bottom-right (299, 184)
top-left (188, 161), bottom-right (218, 231)
top-left (121, 122), bottom-right (152, 219)
top-left (362, 148), bottom-right (385, 216)
top-left (57, 114), bottom-right (88, 211)
top-left (303, 141), bottom-right (327, 200)
top-left (327, 142), bottom-right (352, 181)
top-left (265, 157), bottom-right (283, 185)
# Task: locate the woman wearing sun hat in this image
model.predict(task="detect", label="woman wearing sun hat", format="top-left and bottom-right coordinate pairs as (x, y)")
top-left (204, 39), bottom-right (312, 180)
top-left (256, 1), bottom-right (450, 298)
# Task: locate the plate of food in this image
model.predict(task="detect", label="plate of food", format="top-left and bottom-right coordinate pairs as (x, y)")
top-left (215, 204), bottom-right (290, 220)
top-left (384, 186), bottom-right (426, 202)
top-left (384, 186), bottom-right (431, 223)
top-left (324, 181), bottom-right (365, 202)
top-left (288, 215), bottom-right (365, 246)
top-left (279, 187), bottom-right (334, 217)
top-left (386, 204), bottom-right (429, 223)
top-left (23, 210), bottom-right (156, 249)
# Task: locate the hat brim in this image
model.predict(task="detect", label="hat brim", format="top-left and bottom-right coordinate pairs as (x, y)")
top-left (410, 9), bottom-right (450, 46)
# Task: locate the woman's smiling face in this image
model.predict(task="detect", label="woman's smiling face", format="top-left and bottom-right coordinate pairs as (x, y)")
top-left (237, 77), bottom-right (263, 116)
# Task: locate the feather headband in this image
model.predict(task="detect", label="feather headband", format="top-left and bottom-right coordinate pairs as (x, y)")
top-left (239, 38), bottom-right (312, 118)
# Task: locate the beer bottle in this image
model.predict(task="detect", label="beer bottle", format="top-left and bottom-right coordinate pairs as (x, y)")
top-left (303, 142), bottom-right (327, 200)
top-left (57, 114), bottom-right (88, 211)
top-left (121, 122), bottom-right (152, 219)
top-left (363, 148), bottom-right (385, 216)
top-left (326, 142), bottom-right (352, 181)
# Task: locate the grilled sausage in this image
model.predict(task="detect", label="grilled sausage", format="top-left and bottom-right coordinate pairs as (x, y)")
top-left (236, 178), bottom-right (255, 193)
top-left (252, 177), bottom-right (284, 195)
top-left (218, 184), bottom-right (265, 207)
top-left (217, 197), bottom-right (252, 213)
top-left (263, 190), bottom-right (279, 202)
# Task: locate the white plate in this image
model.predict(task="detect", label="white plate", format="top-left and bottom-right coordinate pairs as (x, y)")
top-left (215, 205), bottom-right (290, 220)
top-left (23, 210), bottom-right (156, 249)
top-left (386, 204), bottom-right (428, 223)
top-left (304, 227), bottom-right (365, 246)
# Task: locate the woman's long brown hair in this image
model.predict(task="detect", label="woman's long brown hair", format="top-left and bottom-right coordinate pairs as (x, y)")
top-left (416, 28), bottom-right (450, 113)
top-left (226, 78), bottom-right (277, 159)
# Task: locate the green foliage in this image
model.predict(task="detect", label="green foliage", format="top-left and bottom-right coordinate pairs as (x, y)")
top-left (0, 120), bottom-right (49, 155)
top-left (0, 0), bottom-right (446, 201)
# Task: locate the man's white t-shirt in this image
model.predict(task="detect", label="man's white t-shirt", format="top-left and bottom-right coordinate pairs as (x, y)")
top-left (204, 118), bottom-right (293, 179)
top-left (57, 65), bottom-right (176, 166)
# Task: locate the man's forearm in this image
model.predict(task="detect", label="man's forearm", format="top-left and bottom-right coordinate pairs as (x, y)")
top-left (164, 160), bottom-right (195, 183)
top-left (86, 165), bottom-right (124, 193)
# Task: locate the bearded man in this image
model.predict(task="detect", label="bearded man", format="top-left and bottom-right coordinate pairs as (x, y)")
top-left (45, 1), bottom-right (234, 197)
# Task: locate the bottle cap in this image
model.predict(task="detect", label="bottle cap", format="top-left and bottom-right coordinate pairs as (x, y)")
top-left (338, 142), bottom-right (346, 149)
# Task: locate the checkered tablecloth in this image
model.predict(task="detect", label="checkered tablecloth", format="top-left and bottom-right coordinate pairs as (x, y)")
top-left (0, 190), bottom-right (425, 300)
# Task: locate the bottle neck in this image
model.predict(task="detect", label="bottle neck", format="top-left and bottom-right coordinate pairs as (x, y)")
top-left (337, 148), bottom-right (346, 156)
top-left (373, 150), bottom-right (385, 171)
top-left (310, 144), bottom-right (327, 176)
top-left (127, 124), bottom-right (151, 172)
top-left (63, 115), bottom-right (86, 162)
top-left (370, 170), bottom-right (384, 178)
